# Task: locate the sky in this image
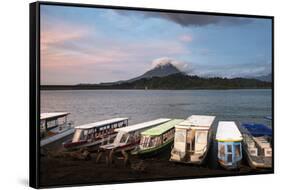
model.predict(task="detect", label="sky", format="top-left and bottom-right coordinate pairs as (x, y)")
top-left (40, 5), bottom-right (272, 85)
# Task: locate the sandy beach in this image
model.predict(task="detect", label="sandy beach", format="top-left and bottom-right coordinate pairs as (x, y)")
top-left (39, 146), bottom-right (272, 187)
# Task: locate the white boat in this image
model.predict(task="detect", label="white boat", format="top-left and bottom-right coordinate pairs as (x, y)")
top-left (216, 121), bottom-right (243, 169)
top-left (100, 118), bottom-right (171, 152)
top-left (170, 115), bottom-right (216, 165)
top-left (40, 112), bottom-right (74, 148)
top-left (97, 118), bottom-right (171, 165)
top-left (63, 118), bottom-right (128, 151)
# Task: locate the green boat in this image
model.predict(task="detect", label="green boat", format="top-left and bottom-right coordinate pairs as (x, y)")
top-left (131, 119), bottom-right (183, 156)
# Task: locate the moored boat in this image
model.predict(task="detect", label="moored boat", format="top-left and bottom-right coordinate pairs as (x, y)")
top-left (131, 119), bottom-right (183, 156)
top-left (40, 112), bottom-right (74, 148)
top-left (240, 123), bottom-right (272, 169)
top-left (63, 118), bottom-right (128, 151)
top-left (99, 118), bottom-right (171, 152)
top-left (97, 118), bottom-right (171, 165)
top-left (216, 121), bottom-right (243, 170)
top-left (170, 115), bottom-right (216, 165)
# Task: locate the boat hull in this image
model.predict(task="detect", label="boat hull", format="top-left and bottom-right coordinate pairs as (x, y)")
top-left (218, 159), bottom-right (241, 170)
top-left (63, 133), bottom-right (117, 152)
top-left (169, 149), bottom-right (209, 165)
top-left (242, 144), bottom-right (272, 169)
top-left (131, 139), bottom-right (173, 157)
top-left (169, 140), bottom-right (211, 165)
top-left (40, 128), bottom-right (75, 149)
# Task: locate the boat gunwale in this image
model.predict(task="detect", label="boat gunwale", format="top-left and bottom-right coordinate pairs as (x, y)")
top-left (40, 112), bottom-right (70, 120)
top-left (75, 118), bottom-right (129, 130)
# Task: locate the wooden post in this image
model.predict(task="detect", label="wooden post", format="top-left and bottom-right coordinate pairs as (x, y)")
top-left (108, 149), bottom-right (115, 166)
top-left (96, 150), bottom-right (103, 163)
top-left (121, 149), bottom-right (130, 167)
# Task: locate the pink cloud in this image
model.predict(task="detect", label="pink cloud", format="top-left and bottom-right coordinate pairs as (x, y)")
top-left (41, 39), bottom-right (190, 84)
top-left (179, 34), bottom-right (193, 42)
top-left (40, 22), bottom-right (191, 84)
top-left (41, 24), bottom-right (88, 51)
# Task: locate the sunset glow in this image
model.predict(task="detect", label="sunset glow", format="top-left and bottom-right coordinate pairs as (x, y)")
top-left (41, 5), bottom-right (272, 85)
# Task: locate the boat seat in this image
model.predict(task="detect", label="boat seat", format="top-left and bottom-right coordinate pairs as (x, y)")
top-left (248, 147), bottom-right (258, 156)
top-left (253, 137), bottom-right (271, 149)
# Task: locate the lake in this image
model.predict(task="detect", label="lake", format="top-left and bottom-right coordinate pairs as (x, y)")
top-left (41, 89), bottom-right (272, 128)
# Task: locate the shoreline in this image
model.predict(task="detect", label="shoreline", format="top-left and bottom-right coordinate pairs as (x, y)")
top-left (40, 87), bottom-right (272, 91)
top-left (40, 150), bottom-right (272, 187)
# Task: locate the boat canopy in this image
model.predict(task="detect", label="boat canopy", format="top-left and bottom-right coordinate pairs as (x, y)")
top-left (216, 121), bottom-right (242, 142)
top-left (141, 119), bottom-right (183, 136)
top-left (242, 123), bottom-right (272, 137)
top-left (75, 118), bottom-right (128, 130)
top-left (40, 112), bottom-right (70, 120)
top-left (115, 118), bottom-right (171, 133)
top-left (175, 115), bottom-right (216, 129)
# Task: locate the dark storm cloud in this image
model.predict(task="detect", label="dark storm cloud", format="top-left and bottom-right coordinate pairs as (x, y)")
top-left (115, 10), bottom-right (252, 27)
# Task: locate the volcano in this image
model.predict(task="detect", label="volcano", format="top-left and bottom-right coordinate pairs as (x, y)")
top-left (127, 62), bottom-right (183, 82)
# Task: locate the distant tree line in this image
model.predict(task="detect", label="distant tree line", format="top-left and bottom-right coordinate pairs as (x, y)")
top-left (41, 73), bottom-right (272, 90)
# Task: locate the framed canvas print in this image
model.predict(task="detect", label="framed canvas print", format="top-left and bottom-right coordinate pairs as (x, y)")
top-left (29, 1), bottom-right (274, 188)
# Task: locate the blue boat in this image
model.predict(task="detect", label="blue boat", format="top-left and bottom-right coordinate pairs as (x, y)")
top-left (240, 123), bottom-right (272, 169)
top-left (216, 121), bottom-right (243, 170)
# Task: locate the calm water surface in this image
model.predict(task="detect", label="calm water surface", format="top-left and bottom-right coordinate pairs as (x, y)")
top-left (41, 89), bottom-right (272, 127)
top-left (41, 89), bottom-right (272, 169)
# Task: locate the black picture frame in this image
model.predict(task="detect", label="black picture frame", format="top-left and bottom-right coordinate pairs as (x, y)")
top-left (30, 1), bottom-right (274, 188)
